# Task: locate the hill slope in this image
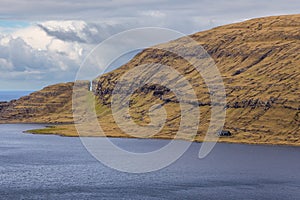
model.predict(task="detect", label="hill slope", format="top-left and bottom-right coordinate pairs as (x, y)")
top-left (88, 14), bottom-right (300, 144)
top-left (0, 83), bottom-right (75, 123)
top-left (2, 14), bottom-right (300, 145)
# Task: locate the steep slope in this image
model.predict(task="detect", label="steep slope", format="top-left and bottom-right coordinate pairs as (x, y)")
top-left (90, 14), bottom-right (300, 144)
top-left (3, 14), bottom-right (300, 145)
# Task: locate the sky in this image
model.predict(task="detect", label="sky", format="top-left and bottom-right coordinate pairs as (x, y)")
top-left (0, 0), bottom-right (299, 90)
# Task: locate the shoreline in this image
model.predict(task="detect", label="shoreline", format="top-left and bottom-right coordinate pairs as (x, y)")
top-left (1, 122), bottom-right (299, 147)
top-left (21, 123), bottom-right (300, 148)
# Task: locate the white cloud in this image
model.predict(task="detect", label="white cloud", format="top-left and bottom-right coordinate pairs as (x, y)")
top-left (0, 20), bottom-right (141, 90)
top-left (11, 26), bottom-right (52, 50)
top-left (0, 22), bottom-right (90, 85)
top-left (0, 0), bottom-right (299, 90)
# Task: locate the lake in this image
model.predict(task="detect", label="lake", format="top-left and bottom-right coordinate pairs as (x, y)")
top-left (0, 124), bottom-right (300, 199)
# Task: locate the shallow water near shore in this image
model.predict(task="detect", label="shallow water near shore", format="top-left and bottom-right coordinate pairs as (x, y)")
top-left (0, 124), bottom-right (300, 199)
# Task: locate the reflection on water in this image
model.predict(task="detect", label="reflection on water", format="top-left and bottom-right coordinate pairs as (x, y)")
top-left (0, 124), bottom-right (300, 199)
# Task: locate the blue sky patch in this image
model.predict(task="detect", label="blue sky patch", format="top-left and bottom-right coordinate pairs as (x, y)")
top-left (0, 20), bottom-right (31, 28)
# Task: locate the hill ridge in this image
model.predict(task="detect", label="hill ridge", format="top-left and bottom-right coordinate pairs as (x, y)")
top-left (1, 14), bottom-right (299, 145)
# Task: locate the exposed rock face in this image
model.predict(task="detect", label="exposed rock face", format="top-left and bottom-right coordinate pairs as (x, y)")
top-left (0, 101), bottom-right (10, 114)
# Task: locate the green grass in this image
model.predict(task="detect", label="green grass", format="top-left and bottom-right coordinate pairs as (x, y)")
top-left (26, 126), bottom-right (62, 134)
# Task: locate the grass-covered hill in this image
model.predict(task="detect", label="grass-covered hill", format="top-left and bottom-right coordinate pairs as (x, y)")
top-left (2, 14), bottom-right (299, 145)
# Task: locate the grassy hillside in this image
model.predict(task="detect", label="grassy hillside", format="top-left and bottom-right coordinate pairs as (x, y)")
top-left (3, 14), bottom-right (300, 145)
top-left (0, 82), bottom-right (86, 124)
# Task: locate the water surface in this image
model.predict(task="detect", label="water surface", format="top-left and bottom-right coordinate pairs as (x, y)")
top-left (0, 124), bottom-right (300, 199)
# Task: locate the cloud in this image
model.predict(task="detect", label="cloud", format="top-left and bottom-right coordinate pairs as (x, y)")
top-left (140, 10), bottom-right (166, 18)
top-left (0, 0), bottom-right (299, 89)
top-left (0, 0), bottom-right (299, 22)
top-left (0, 23), bottom-right (86, 84)
top-left (0, 20), bottom-right (141, 90)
